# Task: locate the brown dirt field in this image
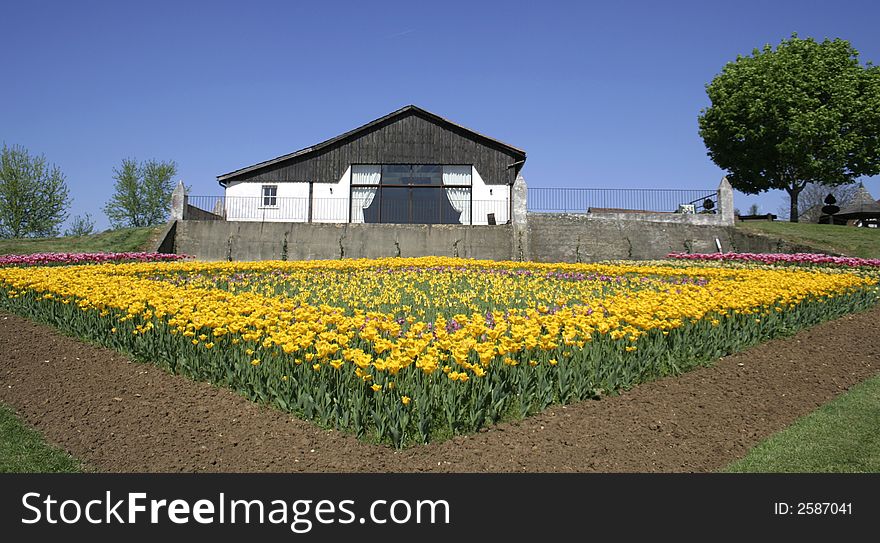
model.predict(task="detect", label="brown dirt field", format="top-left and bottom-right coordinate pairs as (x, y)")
top-left (1, 306), bottom-right (878, 473)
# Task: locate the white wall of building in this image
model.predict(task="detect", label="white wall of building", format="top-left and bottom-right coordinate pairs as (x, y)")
top-left (311, 166), bottom-right (351, 223)
top-left (224, 180), bottom-right (310, 222)
top-left (470, 167), bottom-right (510, 225)
top-left (221, 165), bottom-right (511, 225)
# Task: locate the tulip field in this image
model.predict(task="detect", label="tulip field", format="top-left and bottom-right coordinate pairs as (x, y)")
top-left (0, 256), bottom-right (877, 448)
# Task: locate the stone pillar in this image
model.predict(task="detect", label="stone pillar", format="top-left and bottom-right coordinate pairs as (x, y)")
top-left (511, 174), bottom-right (529, 261)
top-left (170, 180), bottom-right (186, 221)
top-left (212, 199), bottom-right (226, 219)
top-left (512, 174), bottom-right (528, 226)
top-left (718, 177), bottom-right (734, 226)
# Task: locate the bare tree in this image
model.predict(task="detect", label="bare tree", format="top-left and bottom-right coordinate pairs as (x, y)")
top-left (64, 213), bottom-right (96, 237)
top-left (778, 182), bottom-right (860, 222)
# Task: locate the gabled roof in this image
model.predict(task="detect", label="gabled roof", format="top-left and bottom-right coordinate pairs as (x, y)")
top-left (217, 105), bottom-right (526, 184)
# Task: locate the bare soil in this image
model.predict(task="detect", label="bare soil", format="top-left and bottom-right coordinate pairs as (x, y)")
top-left (1, 307), bottom-right (878, 473)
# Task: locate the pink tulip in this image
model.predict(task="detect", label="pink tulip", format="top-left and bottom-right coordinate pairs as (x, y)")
top-left (0, 252), bottom-right (188, 267)
top-left (667, 252), bottom-right (880, 268)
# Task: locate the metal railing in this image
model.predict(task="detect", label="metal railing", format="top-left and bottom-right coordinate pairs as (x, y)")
top-left (185, 196), bottom-right (510, 225)
top-left (527, 188), bottom-right (719, 214)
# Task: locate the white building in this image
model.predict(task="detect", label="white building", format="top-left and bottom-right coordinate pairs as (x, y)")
top-left (215, 105), bottom-right (526, 226)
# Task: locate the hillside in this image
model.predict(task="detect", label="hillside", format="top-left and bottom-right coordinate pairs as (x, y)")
top-left (737, 221), bottom-right (880, 259)
top-left (0, 227), bottom-right (161, 255)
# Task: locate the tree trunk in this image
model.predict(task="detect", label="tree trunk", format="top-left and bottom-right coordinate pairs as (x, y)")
top-left (786, 185), bottom-right (803, 223)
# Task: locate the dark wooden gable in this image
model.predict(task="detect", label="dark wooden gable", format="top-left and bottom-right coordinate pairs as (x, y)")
top-left (219, 107), bottom-right (526, 186)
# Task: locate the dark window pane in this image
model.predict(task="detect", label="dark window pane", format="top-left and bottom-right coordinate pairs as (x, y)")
top-left (411, 187), bottom-right (439, 223)
top-left (410, 165), bottom-right (442, 185)
top-left (438, 189), bottom-right (464, 224)
top-left (362, 195), bottom-right (380, 223)
top-left (381, 165), bottom-right (411, 185)
top-left (380, 187), bottom-right (409, 223)
top-left (380, 164), bottom-right (442, 185)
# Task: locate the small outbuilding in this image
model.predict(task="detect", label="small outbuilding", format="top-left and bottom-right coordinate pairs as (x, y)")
top-left (821, 183), bottom-right (880, 227)
top-left (217, 105), bottom-right (526, 225)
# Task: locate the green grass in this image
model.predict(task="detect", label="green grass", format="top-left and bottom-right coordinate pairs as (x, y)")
top-left (0, 226), bottom-right (161, 256)
top-left (0, 403), bottom-right (83, 473)
top-left (724, 373), bottom-right (880, 473)
top-left (738, 220), bottom-right (880, 259)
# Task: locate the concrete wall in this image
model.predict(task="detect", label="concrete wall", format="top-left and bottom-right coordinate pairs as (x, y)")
top-left (166, 216), bottom-right (835, 263)
top-left (576, 210), bottom-right (727, 226)
top-left (526, 213), bottom-right (735, 262)
top-left (174, 220), bottom-right (515, 262)
top-left (570, 177), bottom-right (735, 228)
top-left (172, 215), bottom-right (739, 263)
top-left (154, 221), bottom-right (177, 254)
top-left (183, 204), bottom-right (222, 221)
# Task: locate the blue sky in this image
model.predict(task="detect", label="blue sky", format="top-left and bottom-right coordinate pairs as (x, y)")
top-left (3, 0), bottom-right (879, 230)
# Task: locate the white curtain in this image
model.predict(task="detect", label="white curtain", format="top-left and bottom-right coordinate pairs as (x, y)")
top-left (351, 165), bottom-right (380, 223)
top-left (443, 166), bottom-right (471, 224)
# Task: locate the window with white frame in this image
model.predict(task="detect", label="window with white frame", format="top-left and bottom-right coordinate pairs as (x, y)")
top-left (261, 185), bottom-right (278, 207)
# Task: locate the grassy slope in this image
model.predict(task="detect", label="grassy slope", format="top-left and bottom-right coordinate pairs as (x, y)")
top-left (0, 226), bottom-right (161, 255)
top-left (737, 220), bottom-right (880, 259)
top-left (0, 404), bottom-right (83, 473)
top-left (725, 373), bottom-right (880, 473)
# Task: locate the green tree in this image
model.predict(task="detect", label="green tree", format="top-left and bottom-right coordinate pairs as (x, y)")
top-left (0, 144), bottom-right (71, 238)
top-left (64, 213), bottom-right (96, 237)
top-left (104, 158), bottom-right (178, 228)
top-left (698, 35), bottom-right (880, 222)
